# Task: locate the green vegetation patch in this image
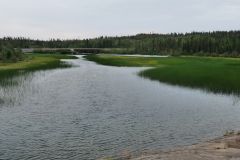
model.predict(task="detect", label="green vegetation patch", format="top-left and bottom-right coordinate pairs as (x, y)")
top-left (85, 54), bottom-right (169, 67)
top-left (0, 54), bottom-right (77, 71)
top-left (0, 54), bottom-right (77, 80)
top-left (85, 54), bottom-right (240, 94)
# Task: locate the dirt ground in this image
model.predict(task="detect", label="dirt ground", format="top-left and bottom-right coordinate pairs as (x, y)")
top-left (131, 134), bottom-right (240, 160)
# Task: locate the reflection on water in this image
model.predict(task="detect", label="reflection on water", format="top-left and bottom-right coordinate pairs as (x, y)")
top-left (0, 71), bottom-right (44, 107)
top-left (140, 74), bottom-right (240, 103)
top-left (0, 60), bottom-right (74, 107)
top-left (139, 70), bottom-right (240, 96)
top-left (1, 56), bottom-right (240, 160)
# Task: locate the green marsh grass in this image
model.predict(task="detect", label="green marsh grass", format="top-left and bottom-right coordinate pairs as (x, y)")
top-left (0, 54), bottom-right (77, 81)
top-left (85, 54), bottom-right (240, 94)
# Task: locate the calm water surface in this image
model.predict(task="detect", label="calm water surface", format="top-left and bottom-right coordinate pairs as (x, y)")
top-left (1, 56), bottom-right (240, 159)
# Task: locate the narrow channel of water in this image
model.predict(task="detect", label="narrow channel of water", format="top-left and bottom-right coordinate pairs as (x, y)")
top-left (1, 56), bottom-right (240, 159)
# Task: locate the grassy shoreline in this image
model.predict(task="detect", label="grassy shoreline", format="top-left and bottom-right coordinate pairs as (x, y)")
top-left (0, 54), bottom-right (77, 71)
top-left (0, 54), bottom-right (77, 80)
top-left (85, 54), bottom-right (240, 94)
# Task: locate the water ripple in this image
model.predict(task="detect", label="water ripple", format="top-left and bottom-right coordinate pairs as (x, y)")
top-left (1, 56), bottom-right (240, 159)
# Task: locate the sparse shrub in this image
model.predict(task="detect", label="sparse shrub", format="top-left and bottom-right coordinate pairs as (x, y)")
top-left (0, 43), bottom-right (23, 62)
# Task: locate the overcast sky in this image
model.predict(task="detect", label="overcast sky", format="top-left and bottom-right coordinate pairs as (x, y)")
top-left (0, 0), bottom-right (239, 40)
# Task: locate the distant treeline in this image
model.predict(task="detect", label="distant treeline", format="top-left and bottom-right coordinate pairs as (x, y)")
top-left (0, 31), bottom-right (240, 55)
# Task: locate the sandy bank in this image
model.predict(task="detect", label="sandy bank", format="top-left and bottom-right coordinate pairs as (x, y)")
top-left (132, 133), bottom-right (240, 160)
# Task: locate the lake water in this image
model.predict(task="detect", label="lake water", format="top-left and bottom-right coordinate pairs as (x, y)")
top-left (1, 56), bottom-right (240, 159)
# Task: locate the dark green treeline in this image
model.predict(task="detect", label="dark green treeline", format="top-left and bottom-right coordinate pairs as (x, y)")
top-left (1, 31), bottom-right (240, 55)
top-left (0, 43), bottom-right (23, 62)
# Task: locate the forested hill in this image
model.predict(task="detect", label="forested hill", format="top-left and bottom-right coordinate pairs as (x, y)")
top-left (1, 31), bottom-right (240, 55)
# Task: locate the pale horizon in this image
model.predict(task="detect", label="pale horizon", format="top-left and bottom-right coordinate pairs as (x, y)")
top-left (0, 0), bottom-right (240, 40)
